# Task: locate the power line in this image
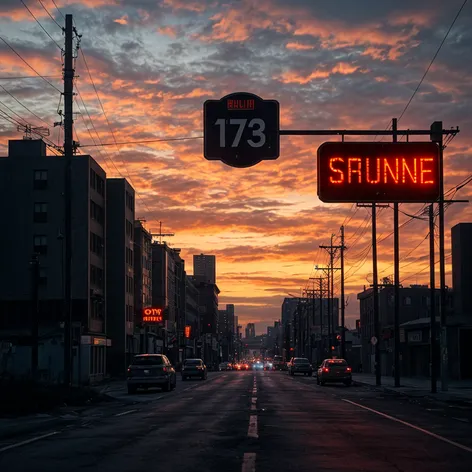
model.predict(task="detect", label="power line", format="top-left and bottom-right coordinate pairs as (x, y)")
top-left (37, 0), bottom-right (63, 29)
top-left (51, 0), bottom-right (65, 19)
top-left (0, 84), bottom-right (52, 127)
top-left (0, 75), bottom-right (61, 80)
top-left (79, 135), bottom-right (203, 147)
top-left (21, 0), bottom-right (62, 49)
top-left (0, 35), bottom-right (62, 93)
top-left (397, 0), bottom-right (468, 123)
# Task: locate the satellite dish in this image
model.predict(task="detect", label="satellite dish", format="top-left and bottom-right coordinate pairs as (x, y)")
top-left (366, 273), bottom-right (374, 284)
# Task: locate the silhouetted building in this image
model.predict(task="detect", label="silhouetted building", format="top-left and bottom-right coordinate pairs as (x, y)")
top-left (0, 139), bottom-right (108, 384)
top-left (193, 254), bottom-right (216, 284)
top-left (106, 178), bottom-right (136, 375)
top-left (452, 223), bottom-right (472, 316)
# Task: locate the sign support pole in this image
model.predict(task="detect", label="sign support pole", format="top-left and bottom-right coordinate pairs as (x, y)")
top-left (429, 203), bottom-right (437, 393)
top-left (372, 203), bottom-right (381, 386)
top-left (392, 118), bottom-right (401, 388)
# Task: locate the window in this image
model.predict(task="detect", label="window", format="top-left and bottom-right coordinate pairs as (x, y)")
top-left (90, 232), bottom-right (104, 256)
top-left (126, 191), bottom-right (134, 212)
top-left (39, 267), bottom-right (47, 285)
top-left (90, 200), bottom-right (104, 224)
top-left (126, 304), bottom-right (133, 322)
top-left (91, 265), bottom-right (104, 288)
top-left (96, 175), bottom-right (105, 196)
top-left (126, 220), bottom-right (133, 240)
top-left (403, 296), bottom-right (412, 306)
top-left (126, 275), bottom-right (134, 294)
top-left (33, 235), bottom-right (47, 255)
top-left (34, 202), bottom-right (47, 223)
top-left (34, 170), bottom-right (48, 189)
top-left (90, 169), bottom-right (96, 190)
top-left (126, 247), bottom-right (133, 266)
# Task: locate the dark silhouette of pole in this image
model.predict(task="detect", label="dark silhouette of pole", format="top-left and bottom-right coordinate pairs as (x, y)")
top-left (392, 118), bottom-right (401, 388)
top-left (372, 203), bottom-right (381, 386)
top-left (63, 14), bottom-right (74, 387)
top-left (30, 254), bottom-right (40, 381)
top-left (340, 225), bottom-right (346, 360)
top-left (429, 204), bottom-right (437, 393)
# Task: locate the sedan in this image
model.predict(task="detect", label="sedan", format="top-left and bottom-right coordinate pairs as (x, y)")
top-left (127, 354), bottom-right (176, 394)
top-left (317, 358), bottom-right (352, 386)
top-left (182, 358), bottom-right (207, 380)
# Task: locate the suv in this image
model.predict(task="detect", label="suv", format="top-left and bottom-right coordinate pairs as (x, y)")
top-left (317, 358), bottom-right (352, 386)
top-left (288, 357), bottom-right (313, 376)
top-left (127, 354), bottom-right (176, 394)
top-left (272, 355), bottom-right (285, 371)
top-left (182, 358), bottom-right (208, 379)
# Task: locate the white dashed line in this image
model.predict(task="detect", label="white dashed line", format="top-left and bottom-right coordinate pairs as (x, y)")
top-left (114, 409), bottom-right (137, 417)
top-left (251, 397), bottom-right (257, 411)
top-left (247, 415), bottom-right (258, 438)
top-left (342, 399), bottom-right (472, 454)
top-left (242, 452), bottom-right (256, 472)
top-left (0, 431), bottom-right (59, 453)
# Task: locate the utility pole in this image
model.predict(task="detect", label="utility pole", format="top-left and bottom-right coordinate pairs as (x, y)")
top-left (392, 118), bottom-right (401, 388)
top-left (30, 254), bottom-right (40, 381)
top-left (63, 14), bottom-right (75, 387)
top-left (431, 121), bottom-right (448, 392)
top-left (429, 204), bottom-right (437, 393)
top-left (151, 221), bottom-right (175, 244)
top-left (340, 226), bottom-right (346, 360)
top-left (320, 237), bottom-right (342, 356)
top-left (372, 203), bottom-right (381, 386)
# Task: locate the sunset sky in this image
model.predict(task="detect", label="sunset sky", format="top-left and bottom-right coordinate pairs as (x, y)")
top-left (1, 0), bottom-right (471, 334)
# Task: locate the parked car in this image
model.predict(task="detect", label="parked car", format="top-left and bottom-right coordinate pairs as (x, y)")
top-left (127, 354), bottom-right (176, 394)
top-left (182, 358), bottom-right (207, 380)
top-left (317, 358), bottom-right (352, 386)
top-left (288, 357), bottom-right (313, 376)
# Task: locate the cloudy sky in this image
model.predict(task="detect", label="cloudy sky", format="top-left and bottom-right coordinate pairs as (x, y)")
top-left (1, 0), bottom-right (471, 334)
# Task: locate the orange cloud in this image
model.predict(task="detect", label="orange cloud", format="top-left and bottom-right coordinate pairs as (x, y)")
top-left (114, 16), bottom-right (128, 25)
top-left (285, 42), bottom-right (315, 50)
top-left (278, 62), bottom-right (362, 84)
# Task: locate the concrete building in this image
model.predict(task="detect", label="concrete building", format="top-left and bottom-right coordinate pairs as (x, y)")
top-left (218, 304), bottom-right (235, 362)
top-left (193, 254), bottom-right (216, 284)
top-left (452, 223), bottom-right (472, 316)
top-left (0, 139), bottom-right (108, 384)
top-left (106, 178), bottom-right (136, 375)
top-left (133, 220), bottom-right (153, 353)
top-left (151, 242), bottom-right (186, 364)
top-left (245, 323), bottom-right (256, 339)
top-left (185, 275), bottom-right (200, 359)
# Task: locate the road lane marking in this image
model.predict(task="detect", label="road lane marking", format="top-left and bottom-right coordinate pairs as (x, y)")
top-left (242, 452), bottom-right (256, 472)
top-left (251, 397), bottom-right (257, 410)
top-left (0, 431), bottom-right (59, 453)
top-left (342, 399), bottom-right (472, 454)
top-left (248, 415), bottom-right (258, 438)
top-left (114, 409), bottom-right (137, 417)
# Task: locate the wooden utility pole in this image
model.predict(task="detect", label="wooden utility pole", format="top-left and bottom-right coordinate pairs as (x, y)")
top-left (63, 14), bottom-right (74, 387)
top-left (429, 204), bottom-right (437, 393)
top-left (340, 226), bottom-right (347, 360)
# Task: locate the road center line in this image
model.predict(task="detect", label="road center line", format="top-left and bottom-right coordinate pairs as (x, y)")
top-left (342, 399), bottom-right (472, 454)
top-left (0, 431), bottom-right (59, 453)
top-left (242, 452), bottom-right (256, 472)
top-left (251, 397), bottom-right (257, 410)
top-left (248, 415), bottom-right (258, 438)
top-left (114, 409), bottom-right (137, 417)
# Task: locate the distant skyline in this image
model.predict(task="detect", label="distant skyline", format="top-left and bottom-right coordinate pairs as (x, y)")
top-left (1, 0), bottom-right (471, 332)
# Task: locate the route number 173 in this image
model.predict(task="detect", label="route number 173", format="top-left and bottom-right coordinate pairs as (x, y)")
top-left (214, 118), bottom-right (266, 148)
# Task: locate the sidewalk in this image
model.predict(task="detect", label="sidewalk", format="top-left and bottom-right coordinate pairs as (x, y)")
top-left (353, 373), bottom-right (472, 404)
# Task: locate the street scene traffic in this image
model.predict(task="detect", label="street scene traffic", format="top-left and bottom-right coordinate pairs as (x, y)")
top-left (1, 0), bottom-right (472, 471)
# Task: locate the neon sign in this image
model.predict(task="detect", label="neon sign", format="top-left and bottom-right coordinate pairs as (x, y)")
top-left (317, 142), bottom-right (440, 203)
top-left (142, 307), bottom-right (164, 323)
top-left (184, 326), bottom-right (191, 338)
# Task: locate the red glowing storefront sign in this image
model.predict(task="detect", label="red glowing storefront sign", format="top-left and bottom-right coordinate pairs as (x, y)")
top-left (184, 326), bottom-right (191, 338)
top-left (142, 307), bottom-right (164, 323)
top-left (317, 142), bottom-right (440, 203)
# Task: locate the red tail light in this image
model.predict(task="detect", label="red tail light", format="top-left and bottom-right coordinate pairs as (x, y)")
top-left (346, 367), bottom-right (352, 372)
top-left (162, 367), bottom-right (167, 372)
top-left (322, 367), bottom-right (329, 373)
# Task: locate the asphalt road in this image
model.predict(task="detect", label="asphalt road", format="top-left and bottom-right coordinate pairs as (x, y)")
top-left (1, 371), bottom-right (472, 471)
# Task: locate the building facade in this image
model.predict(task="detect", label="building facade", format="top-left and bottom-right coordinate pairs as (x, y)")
top-left (106, 178), bottom-right (136, 375)
top-left (0, 139), bottom-right (108, 384)
top-left (193, 254), bottom-right (216, 284)
top-left (133, 220), bottom-right (153, 353)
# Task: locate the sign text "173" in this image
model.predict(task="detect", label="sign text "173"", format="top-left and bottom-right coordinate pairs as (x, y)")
top-left (215, 118), bottom-right (266, 148)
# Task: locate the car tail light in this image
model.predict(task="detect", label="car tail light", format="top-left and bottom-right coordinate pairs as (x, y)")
top-left (322, 367), bottom-right (329, 373)
top-left (162, 367), bottom-right (167, 373)
top-left (346, 367), bottom-right (352, 372)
